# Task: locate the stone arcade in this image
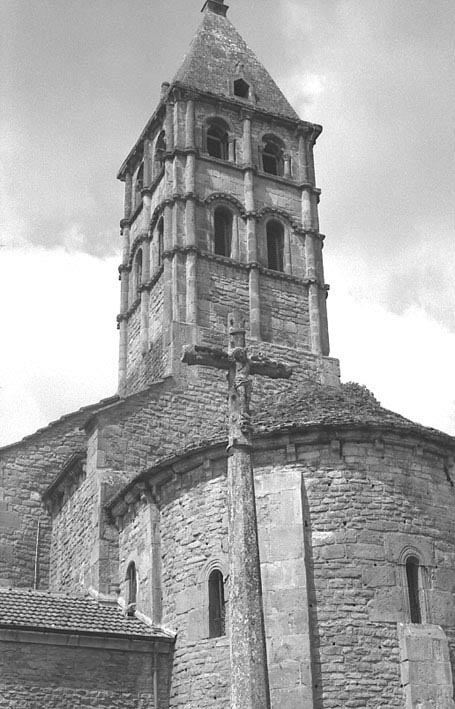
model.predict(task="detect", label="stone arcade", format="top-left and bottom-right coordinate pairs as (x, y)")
top-left (1, 1), bottom-right (455, 707)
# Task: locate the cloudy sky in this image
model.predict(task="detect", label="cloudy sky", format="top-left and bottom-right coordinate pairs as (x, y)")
top-left (1, 0), bottom-right (455, 446)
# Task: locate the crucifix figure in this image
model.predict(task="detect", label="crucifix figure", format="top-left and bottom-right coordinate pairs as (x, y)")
top-left (182, 311), bottom-right (292, 709)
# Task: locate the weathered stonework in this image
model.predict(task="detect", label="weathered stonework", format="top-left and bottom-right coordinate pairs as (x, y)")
top-left (1, 1), bottom-right (455, 708)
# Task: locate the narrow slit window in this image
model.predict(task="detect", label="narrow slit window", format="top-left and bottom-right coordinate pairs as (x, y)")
top-left (207, 124), bottom-right (228, 160)
top-left (214, 207), bottom-right (232, 257)
top-left (208, 570), bottom-right (225, 638)
top-left (155, 131), bottom-right (166, 168)
top-left (135, 249), bottom-right (143, 294)
top-left (157, 217), bottom-right (164, 266)
top-left (126, 562), bottom-right (137, 615)
top-left (266, 221), bottom-right (284, 271)
top-left (134, 164), bottom-right (144, 208)
top-left (406, 556), bottom-right (421, 623)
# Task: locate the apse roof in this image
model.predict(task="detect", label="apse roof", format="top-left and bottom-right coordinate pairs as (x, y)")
top-left (172, 2), bottom-right (300, 121)
top-left (105, 381), bottom-right (455, 513)
top-left (0, 587), bottom-right (172, 640)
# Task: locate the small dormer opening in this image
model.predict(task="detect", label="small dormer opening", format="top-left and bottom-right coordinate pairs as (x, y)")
top-left (234, 78), bottom-right (250, 99)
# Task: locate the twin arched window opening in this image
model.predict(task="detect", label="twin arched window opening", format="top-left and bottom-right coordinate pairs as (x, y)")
top-left (262, 136), bottom-right (284, 177)
top-left (266, 220), bottom-right (284, 272)
top-left (207, 121), bottom-right (229, 161)
top-left (214, 207), bottom-right (232, 257)
top-left (208, 569), bottom-right (225, 638)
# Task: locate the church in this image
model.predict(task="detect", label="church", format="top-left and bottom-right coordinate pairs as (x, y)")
top-left (1, 1), bottom-right (455, 707)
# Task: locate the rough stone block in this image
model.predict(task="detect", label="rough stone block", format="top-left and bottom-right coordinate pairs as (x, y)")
top-left (0, 511), bottom-right (21, 530)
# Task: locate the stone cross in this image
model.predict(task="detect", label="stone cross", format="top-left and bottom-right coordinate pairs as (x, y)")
top-left (182, 311), bottom-right (292, 709)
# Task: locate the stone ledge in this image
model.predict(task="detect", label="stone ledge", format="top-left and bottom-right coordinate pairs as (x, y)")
top-left (0, 628), bottom-right (174, 654)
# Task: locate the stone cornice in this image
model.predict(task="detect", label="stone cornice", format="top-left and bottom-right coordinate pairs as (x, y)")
top-left (171, 80), bottom-right (322, 133)
top-left (42, 451), bottom-right (86, 515)
top-left (0, 627), bottom-right (174, 652)
top-left (159, 245), bottom-right (320, 286)
top-left (106, 423), bottom-right (455, 526)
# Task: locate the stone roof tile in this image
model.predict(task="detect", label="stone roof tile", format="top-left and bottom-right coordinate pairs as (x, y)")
top-left (172, 6), bottom-right (299, 120)
top-left (0, 588), bottom-right (171, 639)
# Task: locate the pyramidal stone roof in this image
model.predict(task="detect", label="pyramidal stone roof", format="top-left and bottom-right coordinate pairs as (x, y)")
top-left (172, 2), bottom-right (299, 121)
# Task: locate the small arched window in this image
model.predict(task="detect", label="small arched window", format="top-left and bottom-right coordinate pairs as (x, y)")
top-left (207, 122), bottom-right (229, 161)
top-left (406, 556), bottom-right (421, 623)
top-left (155, 130), bottom-right (166, 168)
top-left (234, 78), bottom-right (250, 99)
top-left (266, 220), bottom-right (284, 271)
top-left (208, 569), bottom-right (225, 638)
top-left (214, 207), bottom-right (232, 257)
top-left (262, 137), bottom-right (284, 176)
top-left (157, 217), bottom-right (164, 266)
top-left (134, 249), bottom-right (143, 294)
top-left (126, 562), bottom-right (137, 615)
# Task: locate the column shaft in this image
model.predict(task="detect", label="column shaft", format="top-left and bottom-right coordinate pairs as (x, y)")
top-left (185, 99), bottom-right (195, 149)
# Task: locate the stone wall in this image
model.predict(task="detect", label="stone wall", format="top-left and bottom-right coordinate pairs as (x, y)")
top-left (252, 429), bottom-right (455, 708)
top-left (0, 407), bottom-right (96, 589)
top-left (0, 630), bottom-right (170, 709)
top-left (158, 457), bottom-right (230, 709)
top-left (112, 420), bottom-right (455, 709)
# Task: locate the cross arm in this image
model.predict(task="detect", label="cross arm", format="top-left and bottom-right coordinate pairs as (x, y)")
top-left (182, 344), bottom-right (231, 370)
top-left (249, 353), bottom-right (293, 380)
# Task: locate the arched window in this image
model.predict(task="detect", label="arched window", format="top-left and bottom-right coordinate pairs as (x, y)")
top-left (134, 249), bottom-right (143, 295)
top-left (234, 78), bottom-right (250, 99)
top-left (266, 220), bottom-right (284, 271)
top-left (214, 207), bottom-right (232, 257)
top-left (208, 569), bottom-right (225, 638)
top-left (406, 556), bottom-right (421, 623)
top-left (207, 121), bottom-right (229, 160)
top-left (126, 562), bottom-right (137, 615)
top-left (157, 217), bottom-right (164, 266)
top-left (262, 137), bottom-right (284, 176)
top-left (155, 130), bottom-right (166, 168)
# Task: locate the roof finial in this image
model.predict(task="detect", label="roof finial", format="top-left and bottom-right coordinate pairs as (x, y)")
top-left (201, 0), bottom-right (228, 17)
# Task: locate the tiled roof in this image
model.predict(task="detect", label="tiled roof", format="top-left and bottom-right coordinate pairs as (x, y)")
top-left (172, 5), bottom-right (300, 120)
top-left (0, 588), bottom-right (171, 639)
top-left (253, 381), bottom-right (452, 439)
top-left (105, 382), bottom-right (455, 512)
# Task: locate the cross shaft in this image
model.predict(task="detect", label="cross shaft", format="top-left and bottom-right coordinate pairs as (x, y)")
top-left (182, 312), bottom-right (293, 709)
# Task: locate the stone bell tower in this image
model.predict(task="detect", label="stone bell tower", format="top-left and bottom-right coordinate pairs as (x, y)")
top-left (116, 0), bottom-right (337, 396)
